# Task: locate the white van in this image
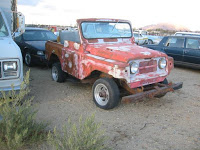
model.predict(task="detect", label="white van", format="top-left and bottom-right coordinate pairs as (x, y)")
top-left (0, 6), bottom-right (25, 95)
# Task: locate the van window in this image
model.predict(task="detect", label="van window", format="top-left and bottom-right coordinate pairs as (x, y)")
top-left (0, 13), bottom-right (9, 37)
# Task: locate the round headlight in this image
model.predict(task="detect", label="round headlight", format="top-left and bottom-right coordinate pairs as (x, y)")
top-left (130, 62), bottom-right (139, 74)
top-left (159, 58), bottom-right (167, 69)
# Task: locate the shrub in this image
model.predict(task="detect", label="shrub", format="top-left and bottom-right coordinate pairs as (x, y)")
top-left (0, 70), bottom-right (48, 150)
top-left (48, 114), bottom-right (111, 150)
top-left (0, 70), bottom-right (30, 106)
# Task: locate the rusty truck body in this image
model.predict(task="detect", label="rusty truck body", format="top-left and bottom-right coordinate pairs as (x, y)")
top-left (45, 18), bottom-right (182, 110)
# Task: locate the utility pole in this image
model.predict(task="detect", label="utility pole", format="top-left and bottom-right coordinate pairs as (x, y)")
top-left (11, 0), bottom-right (17, 32)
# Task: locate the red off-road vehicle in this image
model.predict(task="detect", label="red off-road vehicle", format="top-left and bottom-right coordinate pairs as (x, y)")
top-left (45, 18), bottom-right (182, 110)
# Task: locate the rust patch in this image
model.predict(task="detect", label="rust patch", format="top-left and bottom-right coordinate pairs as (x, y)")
top-left (104, 38), bottom-right (118, 42)
top-left (81, 77), bottom-right (98, 84)
top-left (88, 39), bottom-right (98, 43)
top-left (122, 82), bottom-right (183, 103)
top-left (100, 73), bottom-right (113, 78)
top-left (120, 80), bottom-right (143, 95)
top-left (139, 59), bottom-right (156, 67)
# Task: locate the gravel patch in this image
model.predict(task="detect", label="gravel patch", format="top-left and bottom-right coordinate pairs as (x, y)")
top-left (25, 66), bottom-right (200, 150)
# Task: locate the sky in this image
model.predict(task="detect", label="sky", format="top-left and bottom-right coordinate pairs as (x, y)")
top-left (18, 0), bottom-right (200, 31)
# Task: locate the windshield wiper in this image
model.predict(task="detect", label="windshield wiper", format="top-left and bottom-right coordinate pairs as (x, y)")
top-left (109, 21), bottom-right (121, 37)
top-left (111, 21), bottom-right (119, 32)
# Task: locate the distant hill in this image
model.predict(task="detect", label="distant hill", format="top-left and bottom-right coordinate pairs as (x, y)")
top-left (141, 23), bottom-right (190, 31)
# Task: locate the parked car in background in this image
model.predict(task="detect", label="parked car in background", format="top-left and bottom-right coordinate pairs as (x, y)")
top-left (143, 36), bottom-right (200, 69)
top-left (14, 27), bottom-right (57, 66)
top-left (133, 32), bottom-right (148, 45)
top-left (135, 30), bottom-right (163, 44)
top-left (174, 32), bottom-right (200, 37)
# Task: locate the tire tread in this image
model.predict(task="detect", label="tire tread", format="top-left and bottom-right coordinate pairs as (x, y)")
top-left (92, 78), bottom-right (120, 110)
top-left (52, 62), bottom-right (66, 83)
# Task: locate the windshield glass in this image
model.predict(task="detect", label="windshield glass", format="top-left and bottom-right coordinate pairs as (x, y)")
top-left (81, 22), bottom-right (132, 39)
top-left (23, 30), bottom-right (57, 41)
top-left (0, 13), bottom-right (9, 37)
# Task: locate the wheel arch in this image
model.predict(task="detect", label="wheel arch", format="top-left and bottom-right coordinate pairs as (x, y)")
top-left (48, 54), bottom-right (61, 67)
top-left (82, 70), bottom-right (121, 85)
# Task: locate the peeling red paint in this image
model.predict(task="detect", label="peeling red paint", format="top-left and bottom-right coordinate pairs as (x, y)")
top-left (46, 18), bottom-right (175, 92)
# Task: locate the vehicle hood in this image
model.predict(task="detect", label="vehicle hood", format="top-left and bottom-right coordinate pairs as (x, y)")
top-left (25, 41), bottom-right (46, 51)
top-left (86, 43), bottom-right (166, 63)
top-left (0, 37), bottom-right (22, 59)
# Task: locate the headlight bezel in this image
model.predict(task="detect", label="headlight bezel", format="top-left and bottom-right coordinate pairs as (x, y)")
top-left (0, 59), bottom-right (20, 79)
top-left (3, 61), bottom-right (18, 72)
top-left (130, 62), bottom-right (139, 74)
top-left (158, 58), bottom-right (167, 69)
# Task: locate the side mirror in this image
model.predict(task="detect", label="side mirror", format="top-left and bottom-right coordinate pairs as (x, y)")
top-left (16, 12), bottom-right (25, 35)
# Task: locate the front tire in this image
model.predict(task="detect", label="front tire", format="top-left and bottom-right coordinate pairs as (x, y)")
top-left (92, 78), bottom-right (120, 110)
top-left (24, 52), bottom-right (33, 67)
top-left (51, 62), bottom-right (66, 83)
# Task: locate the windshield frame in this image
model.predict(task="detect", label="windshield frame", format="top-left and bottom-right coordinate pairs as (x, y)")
top-left (0, 12), bottom-right (9, 37)
top-left (80, 21), bottom-right (133, 40)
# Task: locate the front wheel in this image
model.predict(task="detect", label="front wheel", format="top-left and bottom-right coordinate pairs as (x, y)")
top-left (24, 52), bottom-right (33, 67)
top-left (92, 78), bottom-right (120, 110)
top-left (51, 62), bottom-right (66, 83)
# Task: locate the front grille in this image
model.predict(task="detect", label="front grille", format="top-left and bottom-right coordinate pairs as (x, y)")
top-left (139, 59), bottom-right (157, 74)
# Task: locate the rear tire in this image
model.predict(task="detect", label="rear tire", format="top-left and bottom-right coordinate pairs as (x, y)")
top-left (51, 62), bottom-right (66, 83)
top-left (155, 78), bottom-right (168, 98)
top-left (92, 78), bottom-right (120, 110)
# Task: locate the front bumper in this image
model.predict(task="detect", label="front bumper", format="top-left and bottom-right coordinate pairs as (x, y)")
top-left (32, 54), bottom-right (47, 64)
top-left (122, 82), bottom-right (183, 103)
top-left (0, 84), bottom-right (21, 97)
top-left (33, 54), bottom-right (46, 61)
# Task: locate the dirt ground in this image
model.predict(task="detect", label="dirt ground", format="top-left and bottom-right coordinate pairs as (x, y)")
top-left (25, 65), bottom-right (200, 150)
